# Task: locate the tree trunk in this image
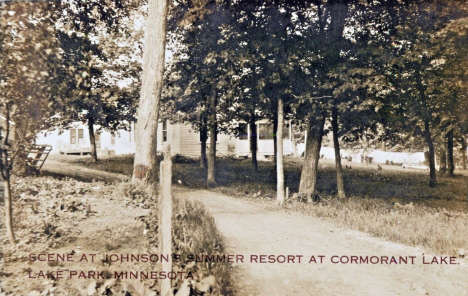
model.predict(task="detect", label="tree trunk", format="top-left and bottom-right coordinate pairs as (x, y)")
top-left (381, 140), bottom-right (387, 151)
top-left (299, 110), bottom-right (326, 198)
top-left (291, 123), bottom-right (298, 157)
top-left (132, 0), bottom-right (169, 186)
top-left (416, 67), bottom-right (436, 187)
top-left (423, 118), bottom-right (436, 187)
top-left (276, 98), bottom-right (285, 205)
top-left (439, 146), bottom-right (447, 175)
top-left (200, 116), bottom-right (208, 169)
top-left (4, 178), bottom-right (16, 244)
top-left (159, 146), bottom-right (173, 296)
top-left (207, 83), bottom-right (217, 187)
top-left (2, 105), bottom-right (15, 244)
top-left (462, 140), bottom-right (467, 170)
top-left (273, 116), bottom-right (278, 166)
top-left (332, 105), bottom-right (346, 199)
top-left (87, 117), bottom-right (98, 162)
top-left (200, 130), bottom-right (207, 169)
top-left (249, 112), bottom-right (258, 173)
top-left (447, 129), bottom-right (454, 177)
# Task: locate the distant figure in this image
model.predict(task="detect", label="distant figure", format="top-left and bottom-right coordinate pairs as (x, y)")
top-left (346, 165), bottom-right (352, 169)
top-left (378, 164), bottom-right (383, 171)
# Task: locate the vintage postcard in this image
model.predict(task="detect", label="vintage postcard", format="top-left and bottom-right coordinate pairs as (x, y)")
top-left (1, 0), bottom-right (468, 295)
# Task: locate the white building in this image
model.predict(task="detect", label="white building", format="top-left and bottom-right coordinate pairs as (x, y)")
top-left (36, 122), bottom-right (137, 156)
top-left (36, 119), bottom-right (295, 159)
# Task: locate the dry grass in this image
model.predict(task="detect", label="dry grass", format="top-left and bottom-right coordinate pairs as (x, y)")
top-left (171, 197), bottom-right (234, 296)
top-left (281, 196), bottom-right (468, 256)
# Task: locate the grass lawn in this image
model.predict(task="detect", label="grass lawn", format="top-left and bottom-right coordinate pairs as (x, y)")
top-left (71, 154), bottom-right (468, 211)
top-left (71, 154), bottom-right (468, 256)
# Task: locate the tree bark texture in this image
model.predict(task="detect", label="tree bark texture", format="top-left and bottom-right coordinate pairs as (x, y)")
top-left (207, 82), bottom-right (217, 187)
top-left (462, 140), bottom-right (467, 170)
top-left (332, 105), bottom-right (346, 199)
top-left (423, 118), bottom-right (437, 187)
top-left (447, 129), bottom-right (454, 177)
top-left (2, 106), bottom-right (15, 244)
top-left (273, 115), bottom-right (278, 166)
top-left (132, 0), bottom-right (169, 186)
top-left (439, 146), bottom-right (447, 175)
top-left (299, 110), bottom-right (327, 197)
top-left (87, 117), bottom-right (98, 162)
top-left (199, 115), bottom-right (208, 169)
top-left (249, 111), bottom-right (258, 173)
top-left (416, 68), bottom-right (436, 187)
top-left (276, 98), bottom-right (285, 205)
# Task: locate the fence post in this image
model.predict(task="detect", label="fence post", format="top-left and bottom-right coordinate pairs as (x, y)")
top-left (159, 145), bottom-right (173, 296)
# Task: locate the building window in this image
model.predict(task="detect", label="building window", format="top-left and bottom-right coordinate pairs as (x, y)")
top-left (70, 129), bottom-right (76, 144)
top-left (78, 129), bottom-right (84, 143)
top-left (162, 120), bottom-right (168, 142)
top-left (70, 128), bottom-right (84, 144)
top-left (259, 124), bottom-right (274, 140)
top-left (111, 134), bottom-right (115, 145)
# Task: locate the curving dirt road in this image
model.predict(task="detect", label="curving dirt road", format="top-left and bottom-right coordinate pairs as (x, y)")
top-left (176, 187), bottom-right (468, 296)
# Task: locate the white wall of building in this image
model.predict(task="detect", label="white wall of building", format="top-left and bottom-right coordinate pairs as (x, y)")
top-left (36, 122), bottom-right (137, 156)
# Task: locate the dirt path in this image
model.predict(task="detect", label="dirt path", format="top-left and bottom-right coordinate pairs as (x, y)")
top-left (42, 160), bottom-right (128, 182)
top-left (175, 187), bottom-right (468, 296)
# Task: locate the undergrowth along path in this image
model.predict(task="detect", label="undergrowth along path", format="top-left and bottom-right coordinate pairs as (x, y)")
top-left (176, 187), bottom-right (468, 296)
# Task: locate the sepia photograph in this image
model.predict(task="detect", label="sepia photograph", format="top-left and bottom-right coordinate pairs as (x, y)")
top-left (1, 0), bottom-right (468, 295)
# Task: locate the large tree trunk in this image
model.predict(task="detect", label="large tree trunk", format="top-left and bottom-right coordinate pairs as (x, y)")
top-left (200, 115), bottom-right (208, 169)
top-left (299, 110), bottom-right (326, 198)
top-left (87, 117), bottom-right (98, 162)
top-left (276, 98), bottom-right (285, 205)
top-left (207, 83), bottom-right (217, 187)
top-left (332, 105), bottom-right (346, 199)
top-left (132, 0), bottom-right (169, 186)
top-left (423, 118), bottom-right (437, 187)
top-left (439, 146), bottom-right (447, 175)
top-left (461, 138), bottom-right (467, 170)
top-left (2, 106), bottom-right (15, 244)
top-left (273, 115), bottom-right (278, 166)
top-left (417, 68), bottom-right (436, 187)
top-left (249, 111), bottom-right (258, 173)
top-left (463, 148), bottom-right (467, 170)
top-left (447, 129), bottom-right (454, 177)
